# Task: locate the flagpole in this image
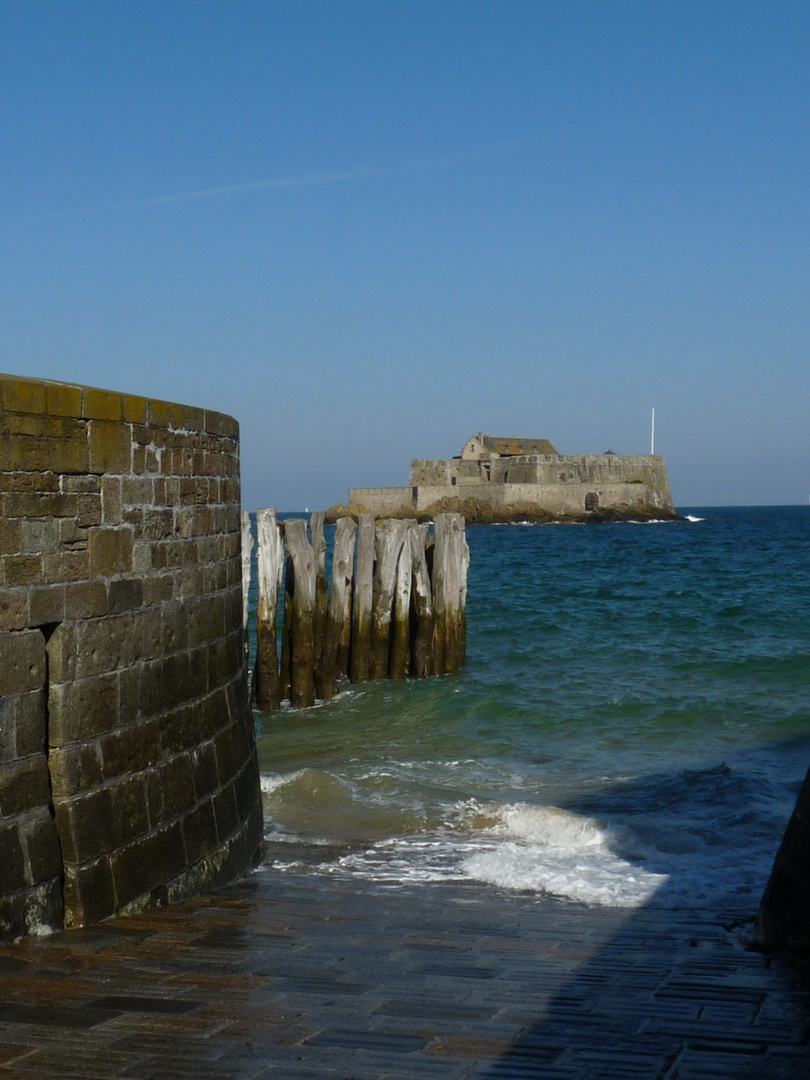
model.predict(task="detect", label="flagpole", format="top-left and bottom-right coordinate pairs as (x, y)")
top-left (650, 408), bottom-right (655, 455)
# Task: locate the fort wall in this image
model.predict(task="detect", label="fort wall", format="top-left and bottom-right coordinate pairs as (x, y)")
top-left (349, 453), bottom-right (674, 520)
top-left (0, 374), bottom-right (263, 939)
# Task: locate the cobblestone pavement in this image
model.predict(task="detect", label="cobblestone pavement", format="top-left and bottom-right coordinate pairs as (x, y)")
top-left (1, 862), bottom-right (808, 1079)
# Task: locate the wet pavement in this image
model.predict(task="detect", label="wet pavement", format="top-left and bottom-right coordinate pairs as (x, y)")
top-left (0, 861), bottom-right (808, 1079)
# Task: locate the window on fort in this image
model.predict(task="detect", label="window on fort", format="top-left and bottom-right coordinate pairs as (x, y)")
top-left (585, 492), bottom-right (599, 511)
top-left (483, 464), bottom-right (491, 481)
top-left (451, 477), bottom-right (456, 486)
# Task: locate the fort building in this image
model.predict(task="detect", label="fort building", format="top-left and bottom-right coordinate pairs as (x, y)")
top-left (345, 433), bottom-right (677, 522)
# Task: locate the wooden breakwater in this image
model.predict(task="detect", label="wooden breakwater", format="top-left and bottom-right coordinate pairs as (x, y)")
top-left (246, 511), bottom-right (469, 710)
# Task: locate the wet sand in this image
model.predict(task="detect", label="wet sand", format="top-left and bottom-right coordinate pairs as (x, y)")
top-left (0, 857), bottom-right (808, 1078)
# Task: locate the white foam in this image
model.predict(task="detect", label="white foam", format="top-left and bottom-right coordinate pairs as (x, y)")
top-left (260, 770), bottom-right (306, 794)
top-left (462, 843), bottom-right (667, 906)
top-left (452, 801), bottom-right (666, 907)
top-left (685, 515), bottom-right (704, 522)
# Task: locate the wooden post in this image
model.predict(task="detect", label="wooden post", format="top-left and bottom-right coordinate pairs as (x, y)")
top-left (316, 516), bottom-right (356, 700)
top-left (283, 518), bottom-right (317, 708)
top-left (431, 513), bottom-right (468, 674)
top-left (252, 507), bottom-right (284, 711)
top-left (389, 522), bottom-right (413, 679)
top-left (240, 509), bottom-right (253, 656)
top-left (370, 519), bottom-right (408, 680)
top-left (409, 523), bottom-right (435, 678)
top-left (350, 513), bottom-right (375, 684)
top-left (310, 511), bottom-right (328, 673)
top-left (279, 551), bottom-right (292, 703)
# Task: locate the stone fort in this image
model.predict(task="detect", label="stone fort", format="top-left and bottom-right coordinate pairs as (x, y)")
top-left (348, 433), bottom-right (676, 521)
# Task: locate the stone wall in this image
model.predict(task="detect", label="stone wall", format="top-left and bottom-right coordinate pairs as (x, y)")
top-left (753, 764), bottom-right (810, 956)
top-left (0, 374), bottom-right (263, 939)
top-left (347, 486), bottom-right (415, 516)
top-left (350, 453), bottom-right (674, 520)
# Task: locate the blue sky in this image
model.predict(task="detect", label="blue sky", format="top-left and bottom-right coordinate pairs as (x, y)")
top-left (2, 1), bottom-right (808, 509)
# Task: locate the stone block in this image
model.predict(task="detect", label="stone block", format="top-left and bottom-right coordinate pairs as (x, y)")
top-left (108, 578), bottom-right (143, 614)
top-left (0, 824), bottom-right (26, 894)
top-left (25, 811), bottom-right (63, 885)
top-left (48, 743), bottom-right (104, 797)
top-left (0, 628), bottom-right (46, 695)
top-left (63, 857), bottom-right (115, 927)
top-left (233, 752), bottom-right (261, 820)
top-left (121, 394), bottom-right (149, 424)
top-left (203, 410), bottom-right (239, 439)
top-left (87, 419), bottom-right (131, 474)
top-left (110, 822), bottom-right (186, 908)
top-left (13, 690), bottom-right (46, 755)
top-left (61, 474), bottom-right (100, 493)
top-left (73, 616), bottom-right (133, 678)
top-left (0, 518), bottom-right (22, 556)
top-left (1, 375), bottom-right (47, 415)
top-left (82, 387), bottom-right (122, 421)
top-left (5, 554), bottom-right (43, 586)
top-left (115, 667), bottom-right (138, 728)
top-left (48, 672), bottom-right (118, 746)
top-left (182, 801), bottom-right (218, 864)
top-left (101, 476), bottom-right (122, 524)
top-left (43, 549), bottom-right (89, 582)
top-left (109, 776), bottom-right (149, 845)
top-left (0, 697), bottom-right (15, 763)
top-left (144, 508), bottom-right (174, 540)
top-left (0, 589), bottom-right (27, 631)
top-left (64, 580), bottom-right (108, 620)
top-left (212, 783), bottom-right (239, 842)
top-left (99, 720), bottom-right (160, 780)
top-left (44, 381), bottom-right (82, 418)
top-left (88, 526), bottom-right (133, 577)
top-left (77, 493), bottom-right (102, 528)
top-left (121, 476), bottom-right (152, 506)
top-left (21, 517), bottom-right (60, 555)
top-left (160, 701), bottom-right (204, 754)
top-left (53, 788), bottom-right (115, 864)
top-left (45, 622), bottom-right (76, 683)
top-left (28, 584), bottom-right (65, 626)
top-left (214, 725), bottom-right (239, 785)
top-left (190, 741), bottom-right (220, 799)
top-left (149, 754), bottom-right (196, 824)
top-left (0, 757), bottom-right (51, 817)
top-left (161, 603), bottom-right (189, 652)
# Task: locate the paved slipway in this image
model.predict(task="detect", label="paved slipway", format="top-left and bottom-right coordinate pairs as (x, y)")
top-left (0, 857), bottom-right (808, 1080)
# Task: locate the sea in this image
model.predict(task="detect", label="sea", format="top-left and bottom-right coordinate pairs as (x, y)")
top-left (250, 506), bottom-right (810, 916)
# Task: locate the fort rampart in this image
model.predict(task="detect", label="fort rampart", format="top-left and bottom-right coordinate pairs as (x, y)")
top-left (0, 374), bottom-right (263, 938)
top-left (349, 454), bottom-right (675, 520)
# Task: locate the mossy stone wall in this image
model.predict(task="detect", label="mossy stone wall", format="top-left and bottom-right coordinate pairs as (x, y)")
top-left (0, 374), bottom-right (262, 938)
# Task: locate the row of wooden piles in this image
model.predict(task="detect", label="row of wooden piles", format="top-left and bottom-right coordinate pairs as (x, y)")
top-left (240, 511), bottom-right (469, 711)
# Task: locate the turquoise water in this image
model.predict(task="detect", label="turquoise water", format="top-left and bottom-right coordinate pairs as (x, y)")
top-left (253, 507), bottom-right (810, 911)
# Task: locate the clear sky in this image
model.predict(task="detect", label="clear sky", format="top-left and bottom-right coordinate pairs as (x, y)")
top-left (2, 1), bottom-right (809, 509)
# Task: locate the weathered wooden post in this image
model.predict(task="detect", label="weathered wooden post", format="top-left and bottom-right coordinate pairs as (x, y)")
top-left (240, 509), bottom-right (253, 657)
top-left (310, 511), bottom-right (328, 671)
top-left (389, 522), bottom-right (414, 679)
top-left (431, 513), bottom-right (469, 674)
top-left (252, 507), bottom-right (284, 711)
top-left (370, 518), bottom-right (409, 680)
top-left (350, 513), bottom-right (375, 683)
top-left (316, 516), bottom-right (356, 700)
top-left (283, 518), bottom-right (317, 708)
top-left (409, 522), bottom-right (435, 678)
